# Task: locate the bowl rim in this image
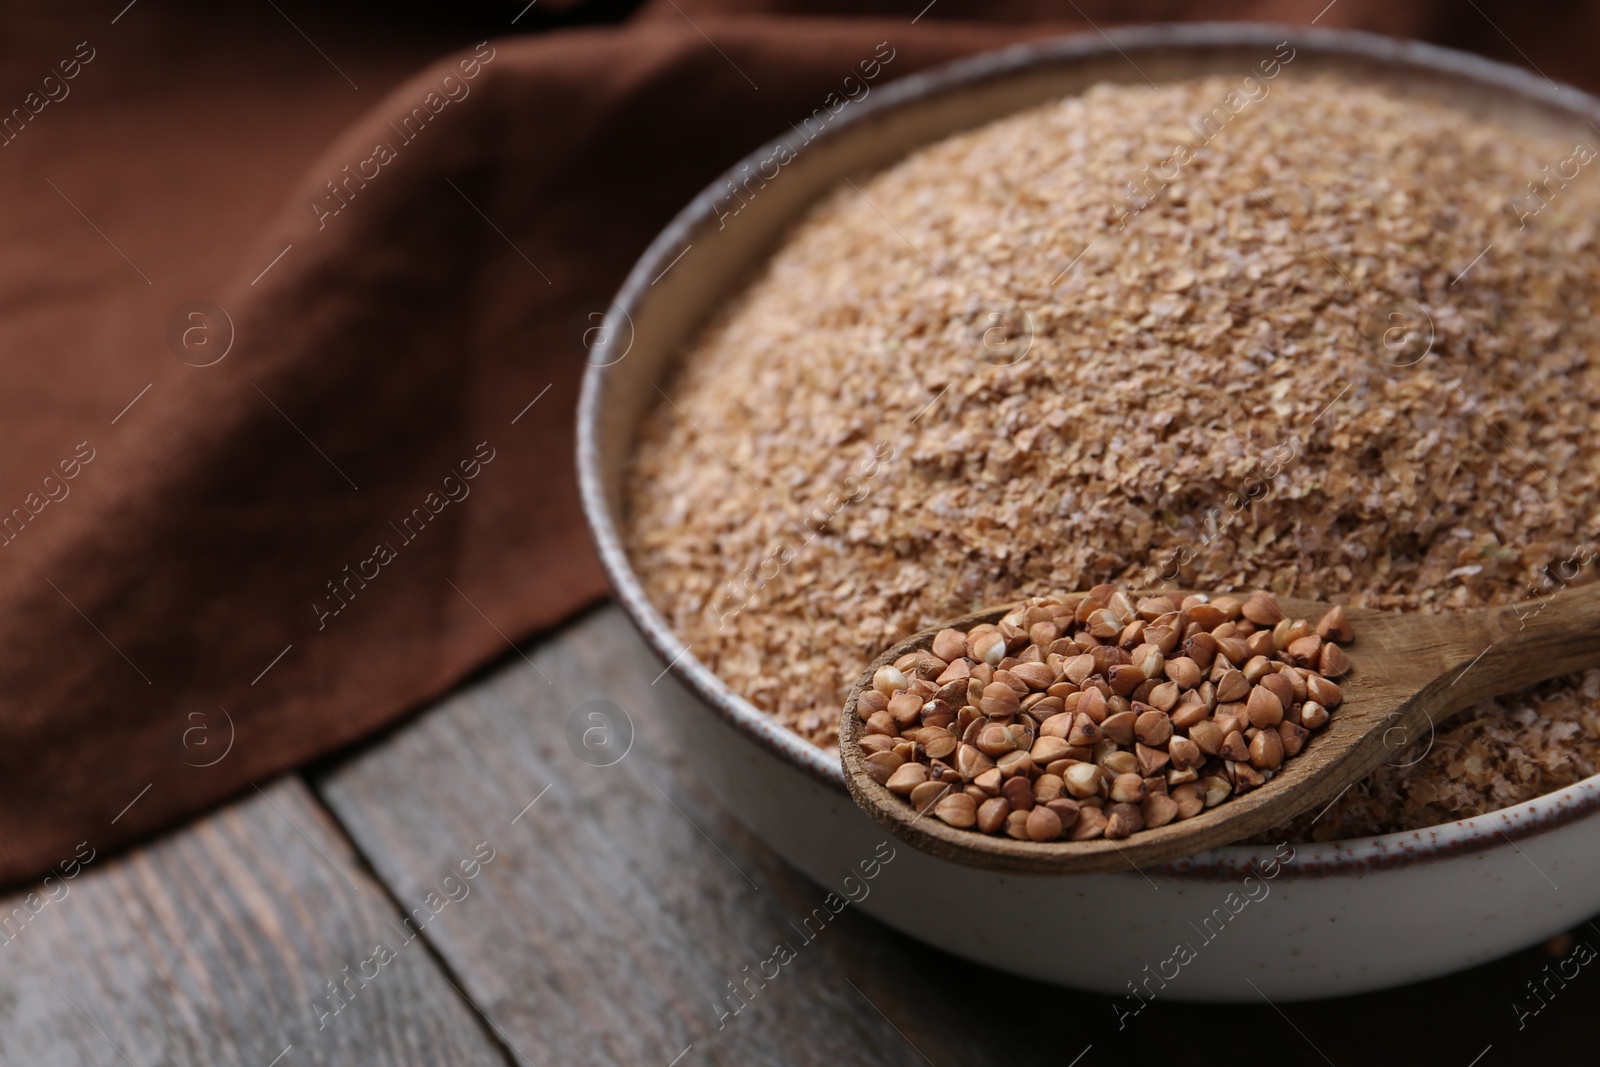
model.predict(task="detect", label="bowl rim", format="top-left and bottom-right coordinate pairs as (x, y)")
top-left (577, 21), bottom-right (1600, 881)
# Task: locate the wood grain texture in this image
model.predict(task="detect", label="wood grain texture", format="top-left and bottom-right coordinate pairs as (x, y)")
top-left (841, 586), bottom-right (1600, 873)
top-left (314, 605), bottom-right (1051, 1067)
top-left (313, 602), bottom-right (1600, 1067)
top-left (5, 607), bottom-right (1590, 1066)
top-left (0, 778), bottom-right (509, 1067)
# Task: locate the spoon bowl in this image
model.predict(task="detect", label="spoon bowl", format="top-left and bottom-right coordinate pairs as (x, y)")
top-left (840, 585), bottom-right (1600, 874)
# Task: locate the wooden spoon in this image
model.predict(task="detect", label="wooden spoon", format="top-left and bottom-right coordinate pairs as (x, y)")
top-left (839, 584), bottom-right (1600, 874)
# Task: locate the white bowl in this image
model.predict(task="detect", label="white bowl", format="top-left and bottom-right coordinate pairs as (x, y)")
top-left (578, 23), bottom-right (1600, 1000)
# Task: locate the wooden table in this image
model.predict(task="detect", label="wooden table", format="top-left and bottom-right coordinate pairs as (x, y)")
top-left (1, 604), bottom-right (1591, 1066)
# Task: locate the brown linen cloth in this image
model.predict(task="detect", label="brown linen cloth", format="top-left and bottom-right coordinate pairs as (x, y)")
top-left (0, 0), bottom-right (1588, 885)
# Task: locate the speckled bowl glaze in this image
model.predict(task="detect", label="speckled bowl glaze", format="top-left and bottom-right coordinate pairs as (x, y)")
top-left (578, 23), bottom-right (1600, 1000)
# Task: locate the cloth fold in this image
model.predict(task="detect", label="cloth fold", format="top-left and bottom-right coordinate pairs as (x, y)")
top-left (0, 0), bottom-right (1589, 885)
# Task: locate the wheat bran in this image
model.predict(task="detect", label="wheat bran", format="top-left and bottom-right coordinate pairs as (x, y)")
top-left (624, 75), bottom-right (1600, 840)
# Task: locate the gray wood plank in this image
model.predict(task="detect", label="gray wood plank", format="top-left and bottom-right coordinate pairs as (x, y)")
top-left (0, 777), bottom-right (509, 1067)
top-left (314, 604), bottom-right (1020, 1067)
top-left (313, 604), bottom-right (1600, 1067)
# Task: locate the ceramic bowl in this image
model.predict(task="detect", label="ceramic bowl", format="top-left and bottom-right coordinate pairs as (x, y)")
top-left (577, 23), bottom-right (1600, 1000)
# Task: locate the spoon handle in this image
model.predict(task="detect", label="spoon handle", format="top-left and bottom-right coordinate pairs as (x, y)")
top-left (1471, 582), bottom-right (1600, 691)
top-left (1368, 582), bottom-right (1600, 708)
